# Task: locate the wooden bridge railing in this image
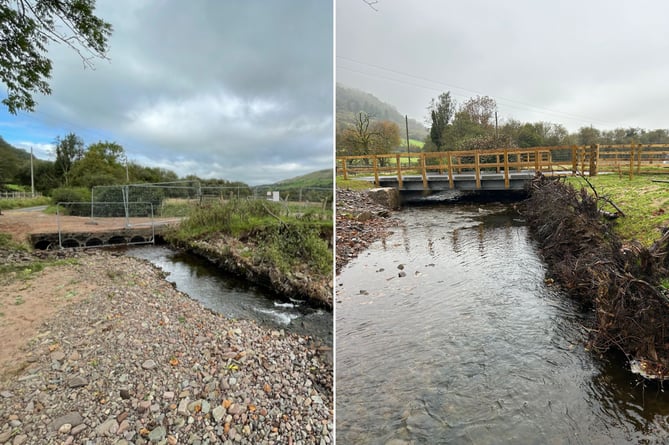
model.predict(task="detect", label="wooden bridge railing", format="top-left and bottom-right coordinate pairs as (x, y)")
top-left (337, 144), bottom-right (669, 188)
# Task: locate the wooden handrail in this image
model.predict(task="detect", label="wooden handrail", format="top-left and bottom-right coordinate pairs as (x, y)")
top-left (336, 144), bottom-right (669, 190)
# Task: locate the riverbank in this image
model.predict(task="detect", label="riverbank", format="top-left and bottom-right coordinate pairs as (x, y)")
top-left (335, 188), bottom-right (399, 274)
top-left (165, 200), bottom-right (333, 310)
top-left (180, 235), bottom-right (333, 310)
top-left (0, 249), bottom-right (333, 444)
top-left (524, 173), bottom-right (669, 379)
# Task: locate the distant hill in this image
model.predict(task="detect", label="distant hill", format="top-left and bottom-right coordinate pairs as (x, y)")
top-left (0, 136), bottom-right (31, 184)
top-left (260, 169), bottom-right (332, 202)
top-left (275, 169), bottom-right (332, 188)
top-left (336, 84), bottom-right (427, 140)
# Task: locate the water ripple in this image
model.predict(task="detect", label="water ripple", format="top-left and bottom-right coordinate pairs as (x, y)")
top-left (337, 204), bottom-right (669, 444)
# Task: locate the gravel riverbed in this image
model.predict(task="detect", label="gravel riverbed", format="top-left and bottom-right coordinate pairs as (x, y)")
top-left (0, 250), bottom-right (332, 445)
top-left (335, 188), bottom-right (399, 274)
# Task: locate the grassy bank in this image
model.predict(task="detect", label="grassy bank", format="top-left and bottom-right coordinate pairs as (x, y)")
top-left (566, 173), bottom-right (669, 245)
top-left (168, 199), bottom-right (333, 280)
top-left (0, 196), bottom-right (50, 211)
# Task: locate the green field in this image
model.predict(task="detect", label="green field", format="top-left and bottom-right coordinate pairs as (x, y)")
top-left (567, 173), bottom-right (669, 246)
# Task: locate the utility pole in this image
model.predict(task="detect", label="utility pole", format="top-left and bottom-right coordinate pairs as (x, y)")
top-left (495, 111), bottom-right (498, 148)
top-left (405, 115), bottom-right (411, 167)
top-left (30, 147), bottom-right (35, 197)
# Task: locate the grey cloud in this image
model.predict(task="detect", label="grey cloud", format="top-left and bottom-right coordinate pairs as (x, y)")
top-left (337, 0), bottom-right (669, 132)
top-left (20, 0), bottom-right (332, 185)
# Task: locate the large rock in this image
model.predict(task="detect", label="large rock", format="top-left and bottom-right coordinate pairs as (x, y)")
top-left (367, 188), bottom-right (400, 210)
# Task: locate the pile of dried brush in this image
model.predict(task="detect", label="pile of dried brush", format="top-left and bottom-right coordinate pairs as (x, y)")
top-left (523, 173), bottom-right (669, 379)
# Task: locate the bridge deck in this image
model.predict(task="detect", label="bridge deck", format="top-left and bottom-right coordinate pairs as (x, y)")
top-left (364, 171), bottom-right (538, 191)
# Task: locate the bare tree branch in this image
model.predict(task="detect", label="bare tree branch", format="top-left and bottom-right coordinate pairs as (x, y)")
top-left (361, 0), bottom-right (379, 11)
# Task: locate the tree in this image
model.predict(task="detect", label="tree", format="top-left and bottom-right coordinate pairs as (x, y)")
top-left (577, 126), bottom-right (601, 145)
top-left (428, 92), bottom-right (455, 150)
top-left (54, 132), bottom-right (84, 186)
top-left (459, 95), bottom-right (497, 129)
top-left (70, 140), bottom-right (125, 188)
top-left (0, 0), bottom-right (112, 114)
top-left (517, 123), bottom-right (544, 148)
top-left (369, 120), bottom-right (400, 155)
top-left (336, 111), bottom-right (379, 157)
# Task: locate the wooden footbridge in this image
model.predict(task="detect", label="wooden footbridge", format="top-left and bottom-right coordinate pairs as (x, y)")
top-left (337, 144), bottom-right (669, 193)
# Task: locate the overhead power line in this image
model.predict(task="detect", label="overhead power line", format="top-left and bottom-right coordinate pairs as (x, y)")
top-left (337, 55), bottom-right (618, 128)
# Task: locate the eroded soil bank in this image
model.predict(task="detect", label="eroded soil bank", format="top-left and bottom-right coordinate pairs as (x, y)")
top-left (524, 174), bottom-right (669, 378)
top-left (180, 236), bottom-right (333, 310)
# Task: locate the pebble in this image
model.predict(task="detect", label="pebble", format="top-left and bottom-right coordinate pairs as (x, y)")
top-left (142, 359), bottom-right (157, 370)
top-left (12, 435), bottom-right (27, 445)
top-left (0, 251), bottom-right (332, 444)
top-left (212, 405), bottom-right (225, 422)
top-left (95, 418), bottom-right (119, 436)
top-left (148, 425), bottom-right (166, 442)
top-left (67, 375), bottom-right (88, 388)
top-left (49, 412), bottom-right (83, 431)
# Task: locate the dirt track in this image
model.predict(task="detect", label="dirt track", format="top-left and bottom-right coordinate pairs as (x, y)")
top-left (0, 209), bottom-right (177, 246)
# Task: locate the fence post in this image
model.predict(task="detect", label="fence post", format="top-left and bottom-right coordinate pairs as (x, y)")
top-left (636, 144), bottom-right (642, 175)
top-left (475, 151), bottom-right (481, 189)
top-left (504, 148), bottom-right (510, 189)
top-left (341, 158), bottom-right (348, 180)
top-left (396, 154), bottom-right (403, 188)
top-left (588, 144), bottom-right (599, 176)
top-left (421, 153), bottom-right (428, 189)
top-left (373, 156), bottom-right (379, 186)
top-left (447, 152), bottom-right (454, 189)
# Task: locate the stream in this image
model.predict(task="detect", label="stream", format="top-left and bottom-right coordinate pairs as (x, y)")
top-left (336, 203), bottom-right (669, 444)
top-left (126, 245), bottom-right (332, 344)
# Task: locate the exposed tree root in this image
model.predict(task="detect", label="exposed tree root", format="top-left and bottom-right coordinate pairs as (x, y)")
top-left (524, 173), bottom-right (669, 379)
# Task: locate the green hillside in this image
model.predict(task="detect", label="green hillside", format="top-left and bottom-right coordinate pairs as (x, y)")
top-left (336, 84), bottom-right (427, 140)
top-left (257, 169), bottom-right (333, 203)
top-left (0, 136), bottom-right (31, 185)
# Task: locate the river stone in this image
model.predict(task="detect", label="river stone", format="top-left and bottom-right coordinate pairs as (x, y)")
top-left (367, 187), bottom-right (400, 210)
top-left (149, 426), bottom-right (166, 442)
top-left (49, 412), bottom-right (83, 431)
top-left (177, 398), bottom-right (190, 416)
top-left (141, 359), bottom-right (157, 370)
top-left (212, 405), bottom-right (225, 423)
top-left (70, 424), bottom-right (87, 436)
top-left (67, 375), bottom-right (88, 388)
top-left (95, 418), bottom-right (118, 436)
top-left (11, 434), bottom-right (27, 445)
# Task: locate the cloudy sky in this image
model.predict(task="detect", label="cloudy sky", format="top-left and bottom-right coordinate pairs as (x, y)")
top-left (0, 1), bottom-right (333, 185)
top-left (337, 0), bottom-right (669, 132)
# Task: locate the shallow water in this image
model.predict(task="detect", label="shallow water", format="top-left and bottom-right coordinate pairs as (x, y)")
top-left (126, 245), bottom-right (332, 343)
top-left (336, 203), bottom-right (669, 444)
